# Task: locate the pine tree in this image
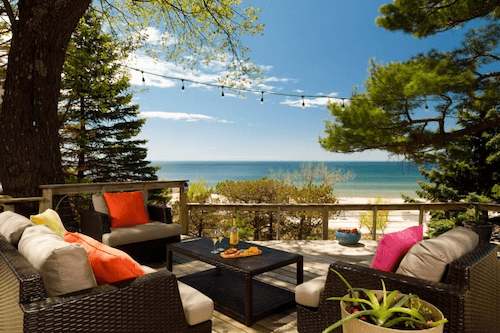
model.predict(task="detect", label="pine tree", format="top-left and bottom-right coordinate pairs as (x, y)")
top-left (59, 11), bottom-right (157, 182)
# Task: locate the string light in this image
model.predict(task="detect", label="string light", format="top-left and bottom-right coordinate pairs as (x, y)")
top-left (120, 65), bottom-right (483, 108)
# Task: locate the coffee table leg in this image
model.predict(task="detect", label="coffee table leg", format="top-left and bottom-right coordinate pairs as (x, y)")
top-left (297, 259), bottom-right (304, 284)
top-left (244, 275), bottom-right (253, 327)
top-left (167, 249), bottom-right (173, 271)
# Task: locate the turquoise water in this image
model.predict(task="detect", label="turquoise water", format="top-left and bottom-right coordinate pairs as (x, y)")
top-left (152, 161), bottom-right (429, 198)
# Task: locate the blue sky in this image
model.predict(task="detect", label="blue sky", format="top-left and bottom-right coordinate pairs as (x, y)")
top-left (128, 1), bottom-right (469, 162)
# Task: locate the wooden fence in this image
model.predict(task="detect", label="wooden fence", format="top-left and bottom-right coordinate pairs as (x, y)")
top-left (188, 202), bottom-right (500, 240)
top-left (2, 181), bottom-right (500, 240)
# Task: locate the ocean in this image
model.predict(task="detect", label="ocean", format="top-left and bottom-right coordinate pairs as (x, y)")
top-left (152, 161), bottom-right (429, 198)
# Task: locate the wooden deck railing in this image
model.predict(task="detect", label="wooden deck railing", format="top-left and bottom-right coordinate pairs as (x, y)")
top-left (188, 202), bottom-right (500, 240)
top-left (3, 181), bottom-right (500, 240)
top-left (1, 181), bottom-right (190, 233)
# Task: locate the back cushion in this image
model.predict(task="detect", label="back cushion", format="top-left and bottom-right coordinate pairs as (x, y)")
top-left (396, 226), bottom-right (479, 282)
top-left (103, 191), bottom-right (150, 228)
top-left (18, 225), bottom-right (97, 296)
top-left (0, 211), bottom-right (34, 245)
top-left (64, 232), bottom-right (146, 285)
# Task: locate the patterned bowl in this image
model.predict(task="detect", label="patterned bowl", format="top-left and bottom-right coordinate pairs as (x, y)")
top-left (335, 230), bottom-right (361, 245)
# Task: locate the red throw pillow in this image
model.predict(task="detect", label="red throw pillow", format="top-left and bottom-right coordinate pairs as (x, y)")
top-left (64, 232), bottom-right (146, 285)
top-left (370, 225), bottom-right (423, 273)
top-left (103, 191), bottom-right (149, 228)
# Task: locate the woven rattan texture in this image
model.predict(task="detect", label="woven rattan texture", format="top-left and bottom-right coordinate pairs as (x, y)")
top-left (297, 242), bottom-right (500, 333)
top-left (0, 234), bottom-right (211, 333)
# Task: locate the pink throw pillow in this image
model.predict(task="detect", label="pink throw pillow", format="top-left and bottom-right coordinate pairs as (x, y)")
top-left (370, 225), bottom-right (423, 272)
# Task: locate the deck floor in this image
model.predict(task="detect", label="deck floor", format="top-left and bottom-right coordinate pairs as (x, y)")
top-left (153, 239), bottom-right (379, 333)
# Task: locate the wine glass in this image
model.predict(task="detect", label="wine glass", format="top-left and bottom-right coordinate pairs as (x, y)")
top-left (216, 228), bottom-right (225, 251)
top-left (210, 230), bottom-right (219, 254)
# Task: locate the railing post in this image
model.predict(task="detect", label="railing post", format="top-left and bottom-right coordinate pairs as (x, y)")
top-left (322, 207), bottom-right (329, 240)
top-left (40, 188), bottom-right (53, 213)
top-left (179, 182), bottom-right (189, 234)
top-left (419, 205), bottom-right (425, 225)
top-left (276, 206), bottom-right (281, 240)
top-left (372, 206), bottom-right (378, 240)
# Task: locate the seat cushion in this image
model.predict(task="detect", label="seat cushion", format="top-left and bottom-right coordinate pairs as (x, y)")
top-left (0, 211), bottom-right (34, 245)
top-left (370, 225), bottom-right (423, 272)
top-left (178, 281), bottom-right (214, 326)
top-left (295, 275), bottom-right (328, 308)
top-left (19, 225), bottom-right (97, 296)
top-left (102, 221), bottom-right (182, 247)
top-left (103, 191), bottom-right (150, 228)
top-left (64, 232), bottom-right (146, 285)
top-left (396, 226), bottom-right (479, 282)
top-left (30, 208), bottom-right (67, 238)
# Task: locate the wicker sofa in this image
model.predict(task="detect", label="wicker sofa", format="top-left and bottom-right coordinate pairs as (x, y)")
top-left (0, 211), bottom-right (212, 333)
top-left (296, 241), bottom-right (500, 333)
top-left (80, 193), bottom-right (182, 263)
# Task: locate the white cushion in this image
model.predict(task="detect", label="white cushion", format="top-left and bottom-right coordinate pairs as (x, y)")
top-left (140, 265), bottom-right (158, 275)
top-left (295, 275), bottom-right (328, 308)
top-left (102, 222), bottom-right (182, 247)
top-left (0, 211), bottom-right (34, 244)
top-left (177, 281), bottom-right (214, 326)
top-left (396, 226), bottom-right (479, 282)
top-left (18, 225), bottom-right (97, 296)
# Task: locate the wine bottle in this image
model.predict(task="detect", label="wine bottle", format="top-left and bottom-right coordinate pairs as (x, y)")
top-left (229, 216), bottom-right (239, 249)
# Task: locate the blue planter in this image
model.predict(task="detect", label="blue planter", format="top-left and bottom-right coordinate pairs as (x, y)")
top-left (335, 231), bottom-right (361, 245)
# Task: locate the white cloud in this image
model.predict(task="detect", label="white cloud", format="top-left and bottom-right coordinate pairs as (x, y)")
top-left (140, 111), bottom-right (233, 123)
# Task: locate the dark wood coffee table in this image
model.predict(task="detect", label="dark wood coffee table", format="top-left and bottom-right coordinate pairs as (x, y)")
top-left (167, 238), bottom-right (303, 326)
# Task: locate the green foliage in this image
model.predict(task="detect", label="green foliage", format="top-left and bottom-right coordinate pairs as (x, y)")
top-left (216, 179), bottom-right (289, 240)
top-left (235, 212), bottom-right (254, 241)
top-left (320, 3), bottom-right (500, 158)
top-left (59, 11), bottom-right (158, 183)
top-left (359, 196), bottom-right (389, 237)
top-left (427, 218), bottom-right (455, 238)
top-left (182, 178), bottom-right (220, 237)
top-left (269, 162), bottom-right (354, 189)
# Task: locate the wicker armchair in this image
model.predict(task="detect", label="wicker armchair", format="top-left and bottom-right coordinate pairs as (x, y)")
top-left (297, 242), bottom-right (500, 333)
top-left (0, 235), bottom-right (211, 333)
top-left (80, 203), bottom-right (181, 263)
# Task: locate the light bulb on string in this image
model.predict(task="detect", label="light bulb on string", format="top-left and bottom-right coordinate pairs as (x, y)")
top-left (260, 91), bottom-right (264, 104)
top-left (221, 86), bottom-right (225, 99)
top-left (425, 101), bottom-right (429, 111)
top-left (181, 79), bottom-right (185, 93)
top-left (341, 98), bottom-right (345, 111)
top-left (462, 99), bottom-right (467, 112)
top-left (141, 71), bottom-right (145, 84)
top-left (301, 96), bottom-right (305, 109)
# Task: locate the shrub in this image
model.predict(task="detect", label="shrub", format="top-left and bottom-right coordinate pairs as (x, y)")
top-left (359, 196), bottom-right (389, 237)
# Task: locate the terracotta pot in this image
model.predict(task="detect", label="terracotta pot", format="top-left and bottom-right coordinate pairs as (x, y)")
top-left (339, 291), bottom-right (445, 333)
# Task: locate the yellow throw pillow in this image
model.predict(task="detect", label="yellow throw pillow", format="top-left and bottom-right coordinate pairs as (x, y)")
top-left (30, 209), bottom-right (67, 238)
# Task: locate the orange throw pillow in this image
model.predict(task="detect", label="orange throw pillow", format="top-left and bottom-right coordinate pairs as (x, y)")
top-left (103, 191), bottom-right (149, 228)
top-left (64, 232), bottom-right (146, 285)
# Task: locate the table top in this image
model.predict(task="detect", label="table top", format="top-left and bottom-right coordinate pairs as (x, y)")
top-left (167, 238), bottom-right (303, 276)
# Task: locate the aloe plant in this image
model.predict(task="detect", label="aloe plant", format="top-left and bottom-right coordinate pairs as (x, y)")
top-left (323, 269), bottom-right (448, 332)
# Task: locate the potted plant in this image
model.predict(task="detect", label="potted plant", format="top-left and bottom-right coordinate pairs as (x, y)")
top-left (335, 228), bottom-right (361, 245)
top-left (459, 205), bottom-right (494, 243)
top-left (324, 269), bottom-right (448, 333)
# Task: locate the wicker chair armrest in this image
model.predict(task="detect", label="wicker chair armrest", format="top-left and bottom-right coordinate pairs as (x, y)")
top-left (23, 270), bottom-right (191, 332)
top-left (79, 209), bottom-right (111, 242)
top-left (147, 204), bottom-right (173, 224)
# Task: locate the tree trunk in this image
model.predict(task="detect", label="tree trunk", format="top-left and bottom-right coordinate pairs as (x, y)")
top-left (0, 0), bottom-right (90, 214)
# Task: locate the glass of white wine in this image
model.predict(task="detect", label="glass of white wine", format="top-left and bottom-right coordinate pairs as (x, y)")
top-left (216, 228), bottom-right (225, 252)
top-left (210, 230), bottom-right (219, 254)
